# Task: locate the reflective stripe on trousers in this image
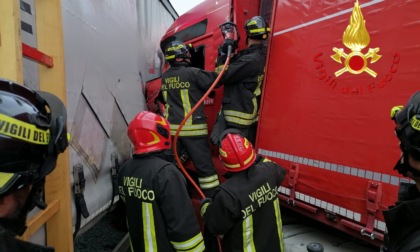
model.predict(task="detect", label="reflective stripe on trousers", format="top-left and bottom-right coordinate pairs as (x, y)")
top-left (171, 232), bottom-right (206, 252)
top-left (274, 198), bottom-right (285, 252)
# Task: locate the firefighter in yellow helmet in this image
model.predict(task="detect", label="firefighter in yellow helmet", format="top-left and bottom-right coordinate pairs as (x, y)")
top-left (118, 111), bottom-right (205, 252)
top-left (200, 129), bottom-right (286, 252)
top-left (161, 40), bottom-right (220, 197)
top-left (0, 79), bottom-right (69, 252)
top-left (212, 16), bottom-right (271, 145)
top-left (382, 91), bottom-right (420, 252)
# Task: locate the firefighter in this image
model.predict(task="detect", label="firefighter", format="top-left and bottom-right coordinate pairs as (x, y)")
top-left (213, 16), bottom-right (271, 145)
top-left (161, 40), bottom-right (220, 197)
top-left (0, 79), bottom-right (69, 252)
top-left (200, 130), bottom-right (286, 252)
top-left (382, 91), bottom-right (420, 252)
top-left (118, 111), bottom-right (205, 252)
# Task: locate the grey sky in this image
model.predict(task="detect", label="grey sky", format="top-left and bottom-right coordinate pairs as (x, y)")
top-left (170, 0), bottom-right (204, 16)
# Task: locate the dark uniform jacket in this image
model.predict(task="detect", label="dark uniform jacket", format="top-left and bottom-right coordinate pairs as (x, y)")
top-left (383, 183), bottom-right (420, 252)
top-left (118, 153), bottom-right (205, 252)
top-left (161, 62), bottom-right (218, 137)
top-left (219, 44), bottom-right (267, 128)
top-left (0, 224), bottom-right (54, 252)
top-left (202, 156), bottom-right (286, 252)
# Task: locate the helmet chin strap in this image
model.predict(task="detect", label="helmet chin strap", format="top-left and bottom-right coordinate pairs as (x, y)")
top-left (30, 179), bottom-right (47, 210)
top-left (0, 179), bottom-right (45, 236)
top-left (394, 151), bottom-right (420, 178)
top-left (0, 214), bottom-right (28, 236)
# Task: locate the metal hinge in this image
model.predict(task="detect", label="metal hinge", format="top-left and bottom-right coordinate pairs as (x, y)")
top-left (286, 163), bottom-right (299, 206)
top-left (361, 181), bottom-right (383, 240)
top-left (277, 162), bottom-right (318, 214)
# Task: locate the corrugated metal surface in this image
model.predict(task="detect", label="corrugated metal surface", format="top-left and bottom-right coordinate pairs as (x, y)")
top-left (21, 0), bottom-right (176, 237)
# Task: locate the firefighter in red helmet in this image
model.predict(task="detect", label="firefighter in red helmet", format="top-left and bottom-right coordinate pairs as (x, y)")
top-left (201, 129), bottom-right (286, 252)
top-left (161, 40), bottom-right (221, 197)
top-left (118, 111), bottom-right (205, 252)
top-left (0, 79), bottom-right (69, 252)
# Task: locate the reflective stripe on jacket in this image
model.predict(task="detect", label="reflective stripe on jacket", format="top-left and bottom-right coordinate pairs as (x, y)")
top-left (219, 44), bottom-right (267, 128)
top-left (118, 154), bottom-right (205, 252)
top-left (161, 62), bottom-right (217, 137)
top-left (202, 156), bottom-right (286, 252)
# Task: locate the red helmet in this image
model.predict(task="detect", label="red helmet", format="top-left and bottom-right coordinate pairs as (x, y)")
top-left (219, 133), bottom-right (256, 172)
top-left (128, 111), bottom-right (171, 154)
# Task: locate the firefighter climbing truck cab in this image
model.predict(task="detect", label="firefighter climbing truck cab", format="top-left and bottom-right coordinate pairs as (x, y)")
top-left (146, 0), bottom-right (420, 247)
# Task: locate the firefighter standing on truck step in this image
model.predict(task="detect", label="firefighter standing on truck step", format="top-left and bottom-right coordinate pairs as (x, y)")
top-left (213, 16), bottom-right (270, 145)
top-left (200, 129), bottom-right (286, 252)
top-left (161, 40), bottom-right (220, 197)
top-left (118, 111), bottom-right (205, 252)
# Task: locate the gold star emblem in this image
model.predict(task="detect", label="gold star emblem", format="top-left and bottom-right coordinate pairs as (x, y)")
top-left (331, 0), bottom-right (381, 77)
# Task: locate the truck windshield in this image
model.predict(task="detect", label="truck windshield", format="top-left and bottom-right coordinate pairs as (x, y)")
top-left (160, 19), bottom-right (207, 51)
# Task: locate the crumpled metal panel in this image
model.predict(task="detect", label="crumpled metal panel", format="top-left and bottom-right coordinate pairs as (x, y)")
top-left (63, 0), bottom-right (173, 131)
top-left (20, 0), bottom-right (175, 237)
top-left (59, 0), bottom-right (175, 233)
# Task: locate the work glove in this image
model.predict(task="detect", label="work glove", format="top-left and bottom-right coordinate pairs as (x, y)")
top-left (215, 46), bottom-right (228, 67)
top-left (200, 198), bottom-right (212, 217)
top-left (210, 111), bottom-right (227, 145)
top-left (220, 39), bottom-right (237, 55)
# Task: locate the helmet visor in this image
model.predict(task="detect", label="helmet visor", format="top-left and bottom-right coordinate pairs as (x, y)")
top-left (0, 171), bottom-right (34, 197)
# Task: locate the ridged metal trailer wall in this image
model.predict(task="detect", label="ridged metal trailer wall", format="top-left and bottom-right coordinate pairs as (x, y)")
top-left (0, 0), bottom-right (177, 250)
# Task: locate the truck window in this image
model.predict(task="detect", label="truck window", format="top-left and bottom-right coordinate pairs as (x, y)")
top-left (160, 19), bottom-right (208, 51)
top-left (190, 45), bottom-right (205, 69)
top-left (260, 0), bottom-right (274, 24)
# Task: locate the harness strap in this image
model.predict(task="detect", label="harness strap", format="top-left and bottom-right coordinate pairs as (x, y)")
top-left (73, 164), bottom-right (89, 239)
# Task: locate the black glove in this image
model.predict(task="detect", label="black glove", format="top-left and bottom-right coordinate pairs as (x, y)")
top-left (200, 198), bottom-right (212, 217)
top-left (220, 39), bottom-right (236, 55)
top-left (210, 111), bottom-right (227, 145)
top-left (215, 46), bottom-right (228, 66)
top-left (216, 55), bottom-right (227, 68)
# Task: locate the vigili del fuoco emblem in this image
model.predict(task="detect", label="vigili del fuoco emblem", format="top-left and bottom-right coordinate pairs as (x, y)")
top-left (331, 0), bottom-right (381, 77)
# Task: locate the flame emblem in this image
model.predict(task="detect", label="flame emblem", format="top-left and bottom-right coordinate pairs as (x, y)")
top-left (156, 117), bottom-right (167, 125)
top-left (147, 131), bottom-right (161, 145)
top-left (331, 0), bottom-right (381, 77)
